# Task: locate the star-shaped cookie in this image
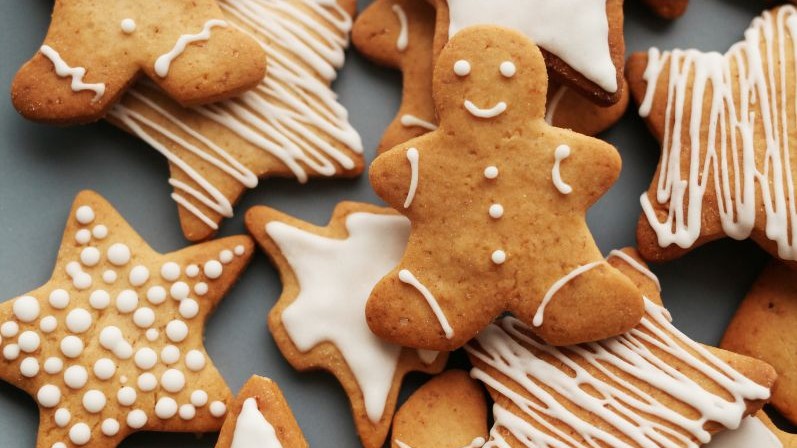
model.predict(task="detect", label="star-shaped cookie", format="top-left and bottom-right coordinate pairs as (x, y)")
top-left (107, 0), bottom-right (364, 242)
top-left (11, 0), bottom-right (266, 124)
top-left (628, 5), bottom-right (797, 266)
top-left (0, 191), bottom-right (253, 447)
top-left (245, 202), bottom-right (447, 448)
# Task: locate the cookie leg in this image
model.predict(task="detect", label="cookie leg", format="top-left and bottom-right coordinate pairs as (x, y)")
top-left (528, 263), bottom-right (644, 345)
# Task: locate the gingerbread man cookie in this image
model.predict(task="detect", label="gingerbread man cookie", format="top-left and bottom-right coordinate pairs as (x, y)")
top-left (353, 0), bottom-right (437, 154)
top-left (367, 26), bottom-right (644, 351)
top-left (108, 0), bottom-right (364, 242)
top-left (245, 202), bottom-right (447, 448)
top-left (467, 248), bottom-right (777, 447)
top-left (11, 0), bottom-right (267, 124)
top-left (628, 5), bottom-right (797, 266)
top-left (0, 191), bottom-right (253, 448)
top-left (215, 376), bottom-right (307, 448)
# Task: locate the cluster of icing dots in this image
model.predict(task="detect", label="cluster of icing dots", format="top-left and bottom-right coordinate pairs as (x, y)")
top-left (481, 166), bottom-right (506, 265)
top-left (0, 204), bottom-right (248, 446)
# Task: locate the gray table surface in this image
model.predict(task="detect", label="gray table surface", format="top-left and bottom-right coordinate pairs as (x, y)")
top-left (0, 0), bottom-right (786, 446)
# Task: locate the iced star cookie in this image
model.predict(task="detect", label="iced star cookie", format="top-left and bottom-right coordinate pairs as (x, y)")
top-left (0, 191), bottom-right (253, 448)
top-left (367, 26), bottom-right (644, 351)
top-left (245, 202), bottom-right (447, 448)
top-left (215, 376), bottom-right (307, 448)
top-left (705, 414), bottom-right (788, 448)
top-left (11, 0), bottom-right (266, 125)
top-left (391, 370), bottom-right (488, 448)
top-left (627, 5), bottom-right (797, 265)
top-left (466, 248), bottom-right (777, 448)
top-left (721, 260), bottom-right (797, 425)
top-left (642, 0), bottom-right (688, 19)
top-left (353, 0), bottom-right (437, 154)
top-left (429, 0), bottom-right (626, 105)
top-left (108, 0), bottom-right (364, 242)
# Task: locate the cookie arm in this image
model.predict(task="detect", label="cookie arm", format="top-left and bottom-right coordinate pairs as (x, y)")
top-left (558, 132), bottom-right (622, 208)
top-left (369, 145), bottom-right (419, 211)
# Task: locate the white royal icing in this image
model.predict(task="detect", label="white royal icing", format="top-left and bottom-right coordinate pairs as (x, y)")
top-left (39, 45), bottom-right (106, 102)
top-left (704, 416), bottom-right (782, 448)
top-left (404, 147), bottom-right (419, 208)
top-left (398, 269), bottom-right (455, 339)
top-left (230, 398), bottom-right (283, 448)
top-left (400, 114), bottom-right (438, 131)
top-left (551, 144), bottom-right (573, 194)
top-left (544, 86), bottom-right (567, 125)
top-left (464, 100), bottom-right (507, 119)
top-left (395, 437), bottom-right (486, 448)
top-left (392, 4), bottom-right (409, 52)
top-left (448, 0), bottom-right (617, 93)
top-left (154, 19), bottom-right (228, 77)
top-left (532, 261), bottom-right (603, 327)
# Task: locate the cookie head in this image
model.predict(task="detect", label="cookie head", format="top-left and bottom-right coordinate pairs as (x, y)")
top-left (433, 26), bottom-right (547, 125)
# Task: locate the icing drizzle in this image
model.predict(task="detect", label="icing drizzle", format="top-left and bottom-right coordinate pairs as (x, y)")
top-left (39, 45), bottom-right (106, 102)
top-left (154, 19), bottom-right (228, 77)
top-left (404, 148), bottom-right (419, 208)
top-left (395, 437), bottom-right (486, 448)
top-left (532, 261), bottom-right (602, 327)
top-left (638, 6), bottom-right (797, 260)
top-left (392, 4), bottom-right (409, 52)
top-left (398, 269), bottom-right (454, 339)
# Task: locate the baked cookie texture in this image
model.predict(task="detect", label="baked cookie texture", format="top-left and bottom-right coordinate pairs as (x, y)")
top-left (467, 248), bottom-right (777, 447)
top-left (430, 0), bottom-right (626, 105)
top-left (11, 0), bottom-right (266, 124)
top-left (215, 376), bottom-right (307, 448)
top-left (546, 79), bottom-right (630, 136)
top-left (390, 370), bottom-right (488, 448)
top-left (721, 260), bottom-right (797, 425)
top-left (108, 0), bottom-right (364, 242)
top-left (367, 26), bottom-right (644, 351)
top-left (642, 0), bottom-right (688, 19)
top-left (245, 202), bottom-right (447, 448)
top-left (0, 191), bottom-right (253, 448)
top-left (628, 5), bottom-right (797, 266)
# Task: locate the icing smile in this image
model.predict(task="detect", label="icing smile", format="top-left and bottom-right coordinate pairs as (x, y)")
top-left (464, 99), bottom-right (507, 118)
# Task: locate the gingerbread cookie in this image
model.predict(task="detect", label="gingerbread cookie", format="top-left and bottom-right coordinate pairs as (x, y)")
top-left (0, 190), bottom-right (253, 447)
top-left (721, 260), bottom-right (797, 425)
top-left (245, 202), bottom-right (447, 448)
top-left (758, 412), bottom-right (797, 448)
top-left (215, 376), bottom-right (307, 448)
top-left (466, 248), bottom-right (777, 447)
top-left (108, 0), bottom-right (363, 242)
top-left (642, 0), bottom-right (688, 19)
top-left (353, 0), bottom-right (437, 154)
top-left (546, 78), bottom-right (630, 136)
top-left (391, 370), bottom-right (488, 448)
top-left (11, 0), bottom-right (266, 125)
top-left (429, 0), bottom-right (626, 105)
top-left (706, 414), bottom-right (789, 448)
top-left (367, 26), bottom-right (644, 351)
top-left (628, 5), bottom-right (797, 265)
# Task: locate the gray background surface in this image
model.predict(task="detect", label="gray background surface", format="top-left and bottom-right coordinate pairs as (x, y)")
top-left (0, 0), bottom-right (786, 446)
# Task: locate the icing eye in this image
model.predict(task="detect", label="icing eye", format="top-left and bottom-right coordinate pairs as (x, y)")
top-left (454, 60), bottom-right (471, 77)
top-left (500, 61), bottom-right (516, 78)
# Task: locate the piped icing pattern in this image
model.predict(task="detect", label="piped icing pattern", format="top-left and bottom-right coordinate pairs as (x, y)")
top-left (392, 4), bottom-right (409, 52)
top-left (39, 45), bottom-right (106, 102)
top-left (0, 201), bottom-right (247, 446)
top-left (551, 144), bottom-right (572, 194)
top-left (638, 6), bottom-right (797, 260)
top-left (230, 398), bottom-right (283, 448)
top-left (154, 19), bottom-right (229, 77)
top-left (109, 0), bottom-right (362, 234)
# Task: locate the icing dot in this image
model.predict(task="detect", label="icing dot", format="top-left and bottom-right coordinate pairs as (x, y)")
top-left (234, 245), bottom-right (245, 256)
top-left (116, 289), bottom-right (139, 313)
top-left (60, 335), bottom-right (84, 358)
top-left (127, 409), bottom-right (148, 429)
top-left (491, 249), bottom-right (507, 265)
top-left (93, 358), bottom-right (116, 380)
top-left (92, 225), bottom-right (108, 239)
top-left (166, 320), bottom-right (189, 342)
top-left (120, 18), bottom-right (136, 34)
top-left (48, 289), bottom-right (70, 309)
top-left (137, 373), bottom-right (157, 392)
top-left (203, 260), bottom-right (223, 279)
top-left (66, 308), bottom-right (92, 333)
top-left (20, 357), bottom-right (39, 377)
top-left (37, 384), bottom-right (61, 407)
top-left (113, 341), bottom-right (133, 360)
top-left (155, 397), bottom-right (178, 419)
top-left (209, 401), bottom-right (227, 417)
top-left (489, 203), bottom-right (505, 219)
top-left (185, 350), bottom-right (206, 371)
top-left (75, 206), bottom-right (95, 224)
top-left (484, 166), bottom-right (499, 179)
top-left (1, 321), bottom-right (18, 337)
top-left (160, 369), bottom-right (185, 393)
top-left (99, 326), bottom-right (123, 349)
top-left (13, 296), bottom-right (40, 322)
top-left (146, 329), bottom-right (159, 341)
top-left (3, 344), bottom-right (20, 360)
top-left (54, 408), bottom-right (71, 427)
top-left (40, 316), bottom-right (57, 333)
top-left (194, 282), bottom-right (208, 296)
top-left (219, 250), bottom-right (233, 264)
top-left (179, 404), bottom-right (196, 420)
top-left (69, 422), bottom-right (91, 445)
top-left (129, 265), bottom-right (150, 286)
top-left (134, 348), bottom-right (158, 370)
top-left (66, 262), bottom-right (92, 290)
top-left (117, 387), bottom-right (136, 406)
top-left (52, 443), bottom-right (67, 448)
top-left (107, 243), bottom-right (131, 266)
top-left (82, 389), bottom-right (107, 413)
top-left (160, 262), bottom-right (181, 281)
top-left (454, 59), bottom-right (471, 76)
top-left (80, 247), bottom-right (101, 267)
top-left (170, 282), bottom-right (190, 300)
top-left (179, 299), bottom-right (199, 319)
top-left (102, 270), bottom-right (117, 284)
top-left (65, 365), bottom-right (88, 389)
top-left (89, 290), bottom-right (111, 309)
top-left (18, 331), bottom-right (41, 352)
top-left (102, 418), bottom-right (120, 436)
top-left (190, 390), bottom-right (208, 407)
top-left (75, 229), bottom-right (92, 245)
top-left (146, 286), bottom-right (167, 305)
top-left (44, 357), bottom-right (63, 374)
top-left (161, 345), bottom-right (180, 364)
top-left (133, 307), bottom-right (155, 328)
top-left (500, 60), bottom-right (517, 78)
top-left (185, 265), bottom-right (199, 278)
